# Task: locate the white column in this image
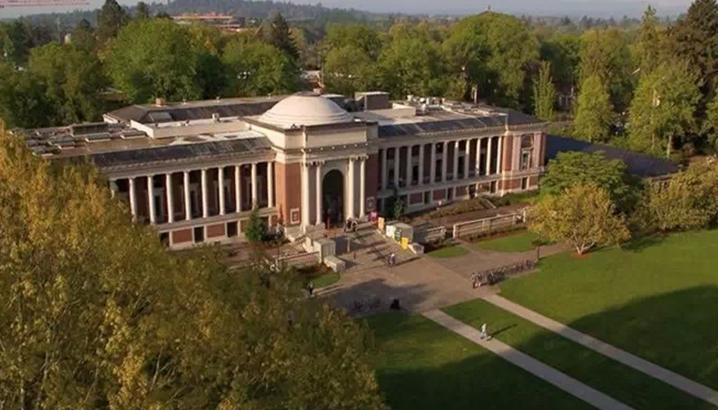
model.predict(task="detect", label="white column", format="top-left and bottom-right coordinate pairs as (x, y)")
top-left (486, 137), bottom-right (494, 176)
top-left (441, 142), bottom-right (448, 182)
top-left (382, 148), bottom-right (388, 190)
top-left (453, 140), bottom-right (460, 181)
top-left (496, 136), bottom-right (504, 174)
top-left (213, 167), bottom-right (222, 216)
top-left (235, 165), bottom-right (241, 212)
top-left (147, 175), bottom-right (156, 224)
top-left (348, 157), bottom-right (355, 219)
top-left (393, 147), bottom-right (400, 188)
top-left (406, 145), bottom-right (413, 186)
top-left (359, 157), bottom-right (366, 217)
top-left (430, 143), bottom-right (437, 184)
top-left (463, 140), bottom-right (470, 179)
top-left (129, 177), bottom-right (137, 220)
top-left (166, 173), bottom-right (174, 224)
top-left (201, 169), bottom-right (209, 218)
top-left (475, 138), bottom-right (482, 174)
top-left (250, 163), bottom-right (258, 208)
top-left (315, 162), bottom-right (323, 225)
top-left (109, 179), bottom-right (118, 198)
top-left (183, 171), bottom-right (191, 221)
top-left (267, 162), bottom-right (274, 208)
top-left (418, 144), bottom-right (425, 186)
top-left (302, 162), bottom-right (310, 229)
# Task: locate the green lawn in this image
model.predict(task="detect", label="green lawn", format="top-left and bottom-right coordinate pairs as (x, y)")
top-left (427, 244), bottom-right (469, 258)
top-left (475, 231), bottom-right (542, 253)
top-left (366, 313), bottom-right (593, 410)
top-left (313, 272), bottom-right (340, 288)
top-left (499, 229), bottom-right (718, 390)
top-left (444, 300), bottom-right (710, 410)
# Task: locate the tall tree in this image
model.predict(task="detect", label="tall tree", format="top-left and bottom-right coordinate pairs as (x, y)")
top-left (105, 19), bottom-right (201, 103)
top-left (266, 13), bottom-right (299, 61)
top-left (323, 24), bottom-right (382, 60)
top-left (96, 0), bottom-right (128, 45)
top-left (533, 61), bottom-right (556, 121)
top-left (702, 93), bottom-right (718, 152)
top-left (135, 1), bottom-right (150, 19)
top-left (71, 19), bottom-right (96, 53)
top-left (222, 41), bottom-right (298, 97)
top-left (572, 74), bottom-right (614, 143)
top-left (578, 29), bottom-right (635, 111)
top-left (188, 24), bottom-right (228, 99)
top-left (529, 184), bottom-right (631, 255)
top-left (628, 59), bottom-right (701, 158)
top-left (636, 5), bottom-right (664, 76)
top-left (671, 0), bottom-right (718, 96)
top-left (0, 130), bottom-right (386, 410)
top-left (539, 33), bottom-right (582, 94)
top-left (323, 45), bottom-right (375, 97)
top-left (29, 43), bottom-right (108, 124)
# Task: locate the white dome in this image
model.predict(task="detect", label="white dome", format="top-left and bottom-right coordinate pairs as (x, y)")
top-left (259, 93), bottom-right (353, 128)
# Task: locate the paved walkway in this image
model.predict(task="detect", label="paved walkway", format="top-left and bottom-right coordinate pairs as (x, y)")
top-left (423, 309), bottom-right (634, 410)
top-left (484, 294), bottom-right (718, 407)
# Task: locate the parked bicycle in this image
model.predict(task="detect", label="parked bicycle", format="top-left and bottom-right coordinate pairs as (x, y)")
top-left (471, 259), bottom-right (537, 288)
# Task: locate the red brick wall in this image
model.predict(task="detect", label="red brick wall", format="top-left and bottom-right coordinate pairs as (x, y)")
top-left (502, 136), bottom-right (514, 172)
top-left (274, 162), bottom-right (301, 226)
top-left (409, 192), bottom-right (423, 204)
top-left (172, 228), bottom-right (192, 244)
top-left (433, 189), bottom-right (446, 200)
top-left (538, 132), bottom-right (547, 167)
top-left (207, 223), bottom-right (225, 238)
top-left (456, 186), bottom-right (467, 196)
top-left (500, 178), bottom-right (522, 191)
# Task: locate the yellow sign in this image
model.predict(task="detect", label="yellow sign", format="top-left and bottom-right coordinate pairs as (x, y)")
top-left (401, 237), bottom-right (409, 250)
top-left (378, 217), bottom-right (385, 231)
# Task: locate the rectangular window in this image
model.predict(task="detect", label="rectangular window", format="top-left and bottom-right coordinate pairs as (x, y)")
top-left (227, 221), bottom-right (238, 238)
top-left (193, 226), bottom-right (205, 243)
top-left (521, 149), bottom-right (532, 171)
top-left (159, 232), bottom-right (170, 247)
top-left (490, 181), bottom-right (497, 194)
top-left (521, 177), bottom-right (529, 190)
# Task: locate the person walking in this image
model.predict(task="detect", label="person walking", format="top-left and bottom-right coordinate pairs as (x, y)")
top-left (307, 280), bottom-right (315, 298)
top-left (480, 323), bottom-right (488, 340)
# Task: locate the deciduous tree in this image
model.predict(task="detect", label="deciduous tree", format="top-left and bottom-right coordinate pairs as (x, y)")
top-left (323, 45), bottom-right (375, 97)
top-left (96, 0), bottom-right (128, 45)
top-left (636, 5), bottom-right (665, 76)
top-left (222, 40), bottom-right (298, 97)
top-left (578, 29), bottom-right (635, 111)
top-left (533, 61), bottom-right (556, 121)
top-left (529, 184), bottom-right (630, 255)
top-left (572, 74), bottom-right (614, 142)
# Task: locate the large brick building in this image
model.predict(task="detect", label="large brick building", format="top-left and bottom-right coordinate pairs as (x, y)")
top-left (20, 92), bottom-right (547, 249)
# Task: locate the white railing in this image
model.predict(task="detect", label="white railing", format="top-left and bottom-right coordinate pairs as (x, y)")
top-left (275, 251), bottom-right (320, 269)
top-left (452, 209), bottom-right (527, 240)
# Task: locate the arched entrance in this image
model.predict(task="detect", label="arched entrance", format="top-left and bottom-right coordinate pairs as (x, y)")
top-left (322, 169), bottom-right (344, 227)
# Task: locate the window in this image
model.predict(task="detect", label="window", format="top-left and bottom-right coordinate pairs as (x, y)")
top-left (159, 232), bottom-right (170, 247)
top-left (520, 149), bottom-right (532, 171)
top-left (227, 221), bottom-right (238, 238)
top-left (193, 226), bottom-right (205, 243)
top-left (521, 177), bottom-right (529, 190)
top-left (490, 181), bottom-right (497, 194)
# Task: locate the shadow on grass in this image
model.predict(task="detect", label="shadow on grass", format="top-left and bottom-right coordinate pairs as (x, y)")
top-left (621, 234), bottom-right (667, 253)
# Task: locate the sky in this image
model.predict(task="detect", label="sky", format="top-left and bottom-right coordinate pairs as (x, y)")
top-left (0, 0), bottom-right (695, 20)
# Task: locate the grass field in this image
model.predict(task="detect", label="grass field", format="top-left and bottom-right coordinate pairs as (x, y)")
top-left (427, 244), bottom-right (469, 258)
top-left (366, 312), bottom-right (593, 410)
top-left (499, 230), bottom-right (718, 390)
top-left (444, 300), bottom-right (710, 409)
top-left (313, 272), bottom-right (340, 288)
top-left (475, 231), bottom-right (542, 253)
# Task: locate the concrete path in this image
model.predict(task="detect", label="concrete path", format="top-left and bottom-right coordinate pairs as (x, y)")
top-left (484, 294), bottom-right (718, 407)
top-left (423, 309), bottom-right (634, 410)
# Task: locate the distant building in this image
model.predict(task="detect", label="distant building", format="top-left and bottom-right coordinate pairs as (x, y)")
top-left (171, 13), bottom-right (253, 32)
top-left (18, 92), bottom-right (548, 249)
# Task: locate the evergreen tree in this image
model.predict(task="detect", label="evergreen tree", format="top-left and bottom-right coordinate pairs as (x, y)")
top-left (135, 1), bottom-right (150, 19)
top-left (72, 19), bottom-right (96, 53)
top-left (266, 13), bottom-right (299, 61)
top-left (671, 0), bottom-right (718, 95)
top-left (96, 0), bottom-right (128, 45)
top-left (245, 207), bottom-right (268, 243)
top-left (637, 5), bottom-right (664, 76)
top-left (573, 74), bottom-right (614, 143)
top-left (533, 61), bottom-right (556, 121)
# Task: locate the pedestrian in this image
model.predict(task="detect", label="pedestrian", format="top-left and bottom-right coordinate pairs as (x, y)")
top-left (307, 280), bottom-right (315, 298)
top-left (480, 323), bottom-right (488, 340)
top-left (390, 252), bottom-right (396, 267)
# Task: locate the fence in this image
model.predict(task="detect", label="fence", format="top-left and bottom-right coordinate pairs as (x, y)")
top-left (275, 251), bottom-right (320, 269)
top-left (452, 209), bottom-right (527, 240)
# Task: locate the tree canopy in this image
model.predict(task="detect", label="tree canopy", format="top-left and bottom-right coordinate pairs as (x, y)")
top-left (572, 74), bottom-right (614, 143)
top-left (222, 40), bottom-right (298, 97)
top-left (533, 61), bottom-right (556, 121)
top-left (0, 129), bottom-right (386, 410)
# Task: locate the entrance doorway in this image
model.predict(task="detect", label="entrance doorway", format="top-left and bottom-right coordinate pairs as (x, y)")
top-left (322, 169), bottom-right (344, 227)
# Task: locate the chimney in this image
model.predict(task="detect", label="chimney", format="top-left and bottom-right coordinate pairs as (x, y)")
top-left (155, 98), bottom-right (166, 107)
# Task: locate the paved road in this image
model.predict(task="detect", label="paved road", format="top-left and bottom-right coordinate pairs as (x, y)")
top-left (423, 309), bottom-right (635, 410)
top-left (484, 294), bottom-right (718, 408)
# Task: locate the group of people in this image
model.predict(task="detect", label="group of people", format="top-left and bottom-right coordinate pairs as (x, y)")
top-left (343, 218), bottom-right (359, 233)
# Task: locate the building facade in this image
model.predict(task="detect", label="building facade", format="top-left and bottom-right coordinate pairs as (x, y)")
top-left (21, 92), bottom-right (547, 249)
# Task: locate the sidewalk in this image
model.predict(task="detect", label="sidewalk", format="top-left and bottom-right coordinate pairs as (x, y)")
top-left (423, 309), bottom-right (634, 410)
top-left (484, 294), bottom-right (718, 407)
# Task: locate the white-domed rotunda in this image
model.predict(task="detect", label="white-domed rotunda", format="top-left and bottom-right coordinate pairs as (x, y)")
top-left (258, 93), bottom-right (353, 128)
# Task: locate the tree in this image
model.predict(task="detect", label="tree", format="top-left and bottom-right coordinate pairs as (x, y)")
top-left (702, 94), bottom-right (718, 152)
top-left (187, 24), bottom-right (229, 99)
top-left (105, 19), bottom-right (201, 103)
top-left (266, 13), bottom-right (299, 61)
top-left (578, 29), bottom-right (635, 111)
top-left (393, 197), bottom-right (404, 220)
top-left (323, 45), bottom-right (375, 97)
top-left (572, 74), bottom-right (614, 143)
top-left (135, 1), bottom-right (150, 19)
top-left (636, 5), bottom-right (665, 76)
top-left (529, 184), bottom-right (631, 255)
top-left (28, 43), bottom-right (108, 124)
top-left (71, 19), bottom-right (96, 53)
top-left (0, 130), bottom-right (386, 409)
top-left (634, 161), bottom-right (718, 232)
top-left (245, 207), bottom-right (268, 243)
top-left (96, 0), bottom-right (127, 45)
top-left (323, 24), bottom-right (382, 60)
top-left (539, 33), bottom-right (582, 94)
top-left (222, 41), bottom-right (298, 97)
top-left (671, 0), bottom-right (718, 96)
top-left (628, 59), bottom-right (701, 158)
top-left (540, 151), bottom-right (637, 209)
top-left (0, 63), bottom-right (55, 128)
top-left (533, 61), bottom-right (556, 121)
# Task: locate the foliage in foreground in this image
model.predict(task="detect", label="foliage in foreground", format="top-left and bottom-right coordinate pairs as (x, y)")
top-left (529, 184), bottom-right (630, 255)
top-left (0, 128), bottom-right (385, 410)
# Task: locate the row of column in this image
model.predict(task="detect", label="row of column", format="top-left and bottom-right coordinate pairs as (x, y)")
top-left (380, 136), bottom-right (503, 191)
top-left (302, 156), bottom-right (367, 228)
top-left (116, 162), bottom-right (274, 225)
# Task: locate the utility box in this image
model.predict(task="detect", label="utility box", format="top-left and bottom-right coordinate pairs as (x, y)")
top-left (394, 222), bottom-right (414, 243)
top-left (356, 91), bottom-right (391, 111)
